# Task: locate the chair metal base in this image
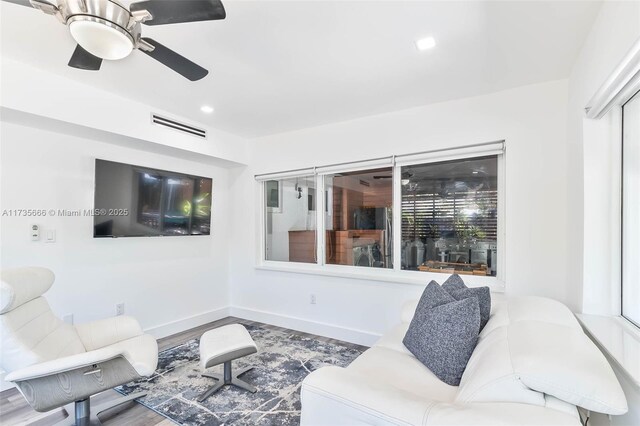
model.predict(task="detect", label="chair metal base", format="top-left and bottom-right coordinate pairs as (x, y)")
top-left (54, 392), bottom-right (146, 426)
top-left (198, 361), bottom-right (257, 402)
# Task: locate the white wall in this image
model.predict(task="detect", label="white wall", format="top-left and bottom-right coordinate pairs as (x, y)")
top-left (566, 2), bottom-right (640, 425)
top-left (0, 120), bottom-right (233, 336)
top-left (228, 79), bottom-right (570, 345)
top-left (566, 0), bottom-right (640, 315)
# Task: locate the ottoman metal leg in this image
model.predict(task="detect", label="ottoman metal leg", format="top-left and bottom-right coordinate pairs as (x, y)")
top-left (197, 380), bottom-right (224, 403)
top-left (198, 361), bottom-right (257, 402)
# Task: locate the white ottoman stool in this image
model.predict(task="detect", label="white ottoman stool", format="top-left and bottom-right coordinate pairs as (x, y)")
top-left (198, 324), bottom-right (258, 402)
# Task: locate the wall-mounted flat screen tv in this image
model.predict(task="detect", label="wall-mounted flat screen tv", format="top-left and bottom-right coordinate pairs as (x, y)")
top-left (94, 159), bottom-right (212, 237)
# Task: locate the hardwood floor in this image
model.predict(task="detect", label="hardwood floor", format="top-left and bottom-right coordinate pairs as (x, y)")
top-left (0, 317), bottom-right (366, 426)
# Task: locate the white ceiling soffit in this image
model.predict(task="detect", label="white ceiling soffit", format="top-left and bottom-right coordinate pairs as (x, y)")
top-left (0, 0), bottom-right (602, 138)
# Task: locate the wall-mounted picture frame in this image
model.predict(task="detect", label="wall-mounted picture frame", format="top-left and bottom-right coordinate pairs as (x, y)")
top-left (266, 180), bottom-right (282, 213)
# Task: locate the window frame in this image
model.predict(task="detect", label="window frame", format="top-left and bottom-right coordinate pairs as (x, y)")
top-left (621, 90), bottom-right (640, 328)
top-left (255, 142), bottom-right (506, 290)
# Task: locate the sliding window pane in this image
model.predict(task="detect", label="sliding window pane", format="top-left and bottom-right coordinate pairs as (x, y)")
top-left (323, 168), bottom-right (393, 268)
top-left (264, 176), bottom-right (317, 263)
top-left (401, 156), bottom-right (498, 276)
top-left (623, 91), bottom-right (640, 326)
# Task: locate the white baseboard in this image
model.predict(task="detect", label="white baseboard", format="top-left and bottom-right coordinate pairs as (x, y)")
top-left (144, 306), bottom-right (231, 339)
top-left (229, 306), bottom-right (380, 347)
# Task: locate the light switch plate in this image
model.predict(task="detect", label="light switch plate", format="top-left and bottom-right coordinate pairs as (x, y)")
top-left (45, 229), bottom-right (56, 243)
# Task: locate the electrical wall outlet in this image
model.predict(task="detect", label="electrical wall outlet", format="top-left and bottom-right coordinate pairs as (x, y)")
top-left (115, 302), bottom-right (125, 316)
top-left (31, 224), bottom-right (40, 241)
top-left (63, 313), bottom-right (73, 324)
top-left (310, 294), bottom-right (317, 305)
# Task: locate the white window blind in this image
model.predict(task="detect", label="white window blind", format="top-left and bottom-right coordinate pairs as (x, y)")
top-left (401, 189), bottom-right (498, 241)
top-left (255, 168), bottom-right (315, 181)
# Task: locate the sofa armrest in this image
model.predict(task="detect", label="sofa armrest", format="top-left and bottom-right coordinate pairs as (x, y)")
top-left (5, 346), bottom-right (123, 382)
top-left (301, 366), bottom-right (436, 425)
top-left (75, 315), bottom-right (143, 351)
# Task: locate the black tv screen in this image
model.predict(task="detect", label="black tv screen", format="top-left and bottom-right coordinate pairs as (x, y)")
top-left (94, 159), bottom-right (212, 237)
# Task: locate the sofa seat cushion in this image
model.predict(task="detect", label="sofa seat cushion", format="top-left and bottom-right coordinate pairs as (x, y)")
top-left (347, 346), bottom-right (458, 402)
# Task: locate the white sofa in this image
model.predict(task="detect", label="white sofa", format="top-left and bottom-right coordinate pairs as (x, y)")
top-left (301, 294), bottom-right (627, 425)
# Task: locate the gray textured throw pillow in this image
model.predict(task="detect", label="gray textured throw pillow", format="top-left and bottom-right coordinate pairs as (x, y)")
top-left (403, 281), bottom-right (481, 386)
top-left (442, 273), bottom-right (466, 291)
top-left (442, 274), bottom-right (491, 331)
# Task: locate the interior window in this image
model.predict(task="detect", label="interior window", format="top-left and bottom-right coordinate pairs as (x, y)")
top-left (323, 168), bottom-right (393, 269)
top-left (400, 156), bottom-right (498, 276)
top-left (264, 176), bottom-right (317, 263)
top-left (622, 91), bottom-right (640, 327)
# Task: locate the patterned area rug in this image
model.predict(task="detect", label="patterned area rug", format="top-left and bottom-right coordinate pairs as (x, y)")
top-left (116, 323), bottom-right (364, 425)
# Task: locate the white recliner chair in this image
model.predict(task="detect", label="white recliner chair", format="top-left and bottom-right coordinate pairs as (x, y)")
top-left (0, 267), bottom-right (158, 425)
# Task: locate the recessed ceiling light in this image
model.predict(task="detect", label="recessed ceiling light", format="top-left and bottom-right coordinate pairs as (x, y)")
top-left (472, 171), bottom-right (479, 174)
top-left (200, 105), bottom-right (214, 114)
top-left (415, 37), bottom-right (436, 51)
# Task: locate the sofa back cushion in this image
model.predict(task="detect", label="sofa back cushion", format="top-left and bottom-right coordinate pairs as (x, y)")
top-left (509, 321), bottom-right (627, 415)
top-left (455, 326), bottom-right (546, 405)
top-left (456, 295), bottom-right (628, 415)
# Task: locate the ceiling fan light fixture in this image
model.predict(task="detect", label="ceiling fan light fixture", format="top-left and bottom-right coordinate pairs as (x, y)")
top-left (69, 18), bottom-right (134, 60)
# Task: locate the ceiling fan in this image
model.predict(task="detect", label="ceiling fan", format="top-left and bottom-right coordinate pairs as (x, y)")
top-left (3, 0), bottom-right (226, 81)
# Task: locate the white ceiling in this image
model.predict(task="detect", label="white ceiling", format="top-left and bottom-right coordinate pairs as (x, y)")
top-left (1, 0), bottom-right (602, 138)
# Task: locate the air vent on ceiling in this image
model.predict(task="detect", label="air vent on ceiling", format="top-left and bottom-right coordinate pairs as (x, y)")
top-left (151, 113), bottom-right (207, 139)
top-left (359, 179), bottom-right (370, 187)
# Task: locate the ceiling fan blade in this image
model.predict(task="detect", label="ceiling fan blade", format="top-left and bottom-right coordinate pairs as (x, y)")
top-left (140, 38), bottom-right (208, 81)
top-left (68, 44), bottom-right (102, 71)
top-left (2, 0), bottom-right (56, 11)
top-left (1, 0), bottom-right (34, 7)
top-left (130, 0), bottom-right (225, 26)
